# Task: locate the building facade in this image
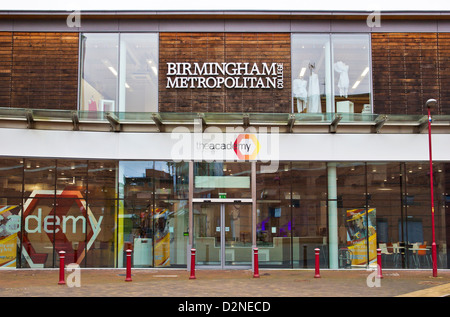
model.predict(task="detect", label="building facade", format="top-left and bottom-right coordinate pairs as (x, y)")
top-left (0, 10), bottom-right (449, 270)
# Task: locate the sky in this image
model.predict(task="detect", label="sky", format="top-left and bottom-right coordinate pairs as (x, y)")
top-left (0, 0), bottom-right (449, 11)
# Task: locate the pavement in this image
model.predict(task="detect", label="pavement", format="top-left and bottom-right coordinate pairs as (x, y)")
top-left (1, 268), bottom-right (450, 299)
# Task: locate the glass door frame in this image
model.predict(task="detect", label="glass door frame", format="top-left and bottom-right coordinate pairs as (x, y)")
top-left (192, 198), bottom-right (253, 269)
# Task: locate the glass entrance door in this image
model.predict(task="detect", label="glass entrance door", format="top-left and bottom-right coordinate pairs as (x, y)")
top-left (193, 201), bottom-right (252, 268)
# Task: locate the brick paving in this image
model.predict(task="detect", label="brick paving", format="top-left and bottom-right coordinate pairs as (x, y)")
top-left (0, 268), bottom-right (449, 298)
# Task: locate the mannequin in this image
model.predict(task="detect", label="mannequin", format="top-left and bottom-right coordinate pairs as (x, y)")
top-left (308, 71), bottom-right (321, 113)
top-left (88, 95), bottom-right (97, 112)
top-left (293, 77), bottom-right (308, 112)
top-left (334, 61), bottom-right (349, 98)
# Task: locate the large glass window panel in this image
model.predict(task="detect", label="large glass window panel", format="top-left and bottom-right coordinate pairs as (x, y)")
top-left (402, 162), bottom-right (446, 269)
top-left (256, 162), bottom-right (291, 201)
top-left (367, 163), bottom-right (402, 268)
top-left (365, 163), bottom-right (403, 268)
top-left (291, 34), bottom-right (332, 113)
top-left (336, 163), bottom-right (370, 268)
top-left (80, 33), bottom-right (119, 112)
top-left (0, 158), bottom-right (23, 197)
top-left (154, 199), bottom-right (188, 267)
top-left (0, 203), bottom-right (21, 268)
top-left (23, 159), bottom-right (56, 199)
top-left (119, 161), bottom-right (154, 200)
top-left (119, 33), bottom-right (158, 112)
top-left (332, 34), bottom-right (371, 114)
top-left (153, 161), bottom-right (189, 200)
top-left (291, 162), bottom-right (328, 268)
top-left (20, 198), bottom-right (55, 268)
top-left (88, 161), bottom-right (117, 199)
top-left (56, 160), bottom-right (87, 197)
top-left (193, 203), bottom-right (221, 266)
top-left (53, 198), bottom-right (87, 267)
top-left (85, 199), bottom-right (116, 268)
top-left (224, 203), bottom-right (252, 266)
top-left (194, 162), bottom-right (251, 199)
top-left (164, 199), bottom-right (189, 267)
top-left (120, 198), bottom-right (153, 267)
top-left (256, 200), bottom-right (292, 268)
top-left (256, 162), bottom-right (292, 267)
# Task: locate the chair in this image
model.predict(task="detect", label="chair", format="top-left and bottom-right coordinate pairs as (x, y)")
top-left (392, 243), bottom-right (400, 267)
top-left (379, 243), bottom-right (392, 264)
top-left (410, 243), bottom-right (421, 268)
top-left (417, 244), bottom-right (431, 268)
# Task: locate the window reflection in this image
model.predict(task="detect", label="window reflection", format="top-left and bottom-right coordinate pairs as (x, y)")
top-left (120, 33), bottom-right (158, 112)
top-left (194, 162), bottom-right (251, 199)
top-left (80, 33), bottom-right (158, 113)
top-left (332, 34), bottom-right (371, 114)
top-left (292, 34), bottom-right (371, 114)
top-left (0, 158), bottom-right (23, 197)
top-left (80, 33), bottom-right (119, 112)
top-left (292, 34), bottom-right (331, 113)
top-left (118, 160), bottom-right (189, 268)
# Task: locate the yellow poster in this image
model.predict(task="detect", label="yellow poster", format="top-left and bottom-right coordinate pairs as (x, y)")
top-left (346, 208), bottom-right (377, 267)
top-left (0, 206), bottom-right (19, 268)
top-left (154, 208), bottom-right (170, 267)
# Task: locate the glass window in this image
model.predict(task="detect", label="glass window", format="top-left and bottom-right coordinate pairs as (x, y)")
top-left (194, 162), bottom-right (251, 199)
top-left (291, 34), bottom-right (332, 113)
top-left (119, 33), bottom-right (158, 112)
top-left (20, 197), bottom-right (55, 268)
top-left (23, 159), bottom-right (56, 199)
top-left (80, 33), bottom-right (119, 112)
top-left (256, 162), bottom-right (292, 268)
top-left (332, 34), bottom-right (371, 114)
top-left (0, 203), bottom-right (21, 268)
top-left (88, 161), bottom-right (117, 199)
top-left (80, 33), bottom-right (158, 113)
top-left (292, 34), bottom-right (371, 114)
top-left (118, 160), bottom-right (189, 268)
top-left (56, 160), bottom-right (87, 196)
top-left (336, 163), bottom-right (369, 268)
top-left (291, 162), bottom-right (328, 268)
top-left (0, 158), bottom-right (23, 197)
top-left (85, 199), bottom-right (117, 268)
top-left (53, 198), bottom-right (87, 267)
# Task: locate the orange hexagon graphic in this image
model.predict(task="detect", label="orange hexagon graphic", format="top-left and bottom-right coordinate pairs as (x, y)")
top-left (233, 134), bottom-right (261, 160)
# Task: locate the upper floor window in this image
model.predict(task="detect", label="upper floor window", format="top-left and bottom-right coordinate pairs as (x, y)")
top-left (79, 33), bottom-right (158, 113)
top-left (291, 34), bottom-right (371, 114)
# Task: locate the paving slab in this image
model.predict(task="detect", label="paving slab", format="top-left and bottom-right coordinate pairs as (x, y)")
top-left (0, 268), bottom-right (449, 298)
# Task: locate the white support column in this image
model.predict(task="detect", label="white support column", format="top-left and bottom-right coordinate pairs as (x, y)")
top-left (327, 162), bottom-right (339, 269)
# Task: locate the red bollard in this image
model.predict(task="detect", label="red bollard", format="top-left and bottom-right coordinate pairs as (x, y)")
top-left (125, 249), bottom-right (132, 282)
top-left (314, 248), bottom-right (321, 278)
top-left (189, 248), bottom-right (196, 280)
top-left (377, 248), bottom-right (383, 279)
top-left (253, 248), bottom-right (260, 278)
top-left (58, 250), bottom-right (66, 285)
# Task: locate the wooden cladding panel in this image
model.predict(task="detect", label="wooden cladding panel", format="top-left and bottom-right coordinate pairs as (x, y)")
top-left (0, 32), bottom-right (79, 110)
top-left (371, 33), bottom-right (447, 115)
top-left (438, 33), bottom-right (450, 114)
top-left (159, 33), bottom-right (291, 113)
top-left (0, 33), bottom-right (12, 108)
